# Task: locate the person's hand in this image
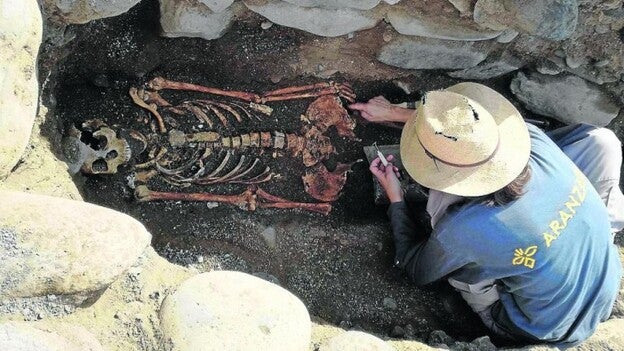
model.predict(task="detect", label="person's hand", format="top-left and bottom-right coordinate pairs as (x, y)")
top-left (349, 96), bottom-right (413, 124)
top-left (369, 155), bottom-right (403, 203)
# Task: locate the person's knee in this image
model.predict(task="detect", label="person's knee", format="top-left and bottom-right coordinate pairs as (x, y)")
top-left (588, 128), bottom-right (622, 159)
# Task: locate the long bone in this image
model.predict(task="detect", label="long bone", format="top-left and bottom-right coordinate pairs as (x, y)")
top-left (146, 77), bottom-right (355, 104)
top-left (135, 185), bottom-right (331, 215)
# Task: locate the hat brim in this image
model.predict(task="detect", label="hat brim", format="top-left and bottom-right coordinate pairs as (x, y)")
top-left (400, 83), bottom-right (530, 197)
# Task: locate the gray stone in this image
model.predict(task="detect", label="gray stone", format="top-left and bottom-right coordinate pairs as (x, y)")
top-left (470, 336), bottom-right (496, 351)
top-left (319, 331), bottom-right (396, 351)
top-left (474, 0), bottom-right (578, 40)
top-left (447, 0), bottom-right (472, 16)
top-left (160, 271), bottom-right (310, 351)
top-left (382, 297), bottom-right (398, 310)
top-left (510, 72), bottom-right (621, 126)
top-left (0, 191), bottom-right (151, 301)
top-left (428, 329), bottom-right (455, 346)
top-left (566, 55), bottom-right (585, 69)
top-left (386, 2), bottom-right (501, 41)
top-left (283, 0), bottom-right (381, 10)
top-left (199, 0), bottom-right (235, 12)
top-left (244, 0), bottom-right (380, 37)
top-left (260, 226), bottom-right (277, 249)
top-left (496, 29), bottom-right (519, 43)
top-left (0, 0), bottom-right (42, 181)
top-left (378, 36), bottom-right (489, 70)
top-left (536, 59), bottom-right (564, 75)
top-left (43, 0), bottom-right (141, 24)
top-left (448, 52), bottom-right (523, 79)
top-left (160, 0), bottom-right (243, 40)
top-left (0, 322), bottom-right (105, 351)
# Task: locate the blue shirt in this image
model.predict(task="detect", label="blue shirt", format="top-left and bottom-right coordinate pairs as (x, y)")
top-left (388, 124), bottom-right (621, 346)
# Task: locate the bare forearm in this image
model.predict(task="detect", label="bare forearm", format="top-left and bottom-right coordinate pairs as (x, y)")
top-left (389, 105), bottom-right (415, 123)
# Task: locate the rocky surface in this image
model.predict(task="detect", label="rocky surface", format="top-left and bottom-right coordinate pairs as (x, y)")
top-left (510, 72), bottom-right (621, 126)
top-left (448, 52), bottom-right (524, 80)
top-left (42, 0), bottom-right (141, 24)
top-left (0, 322), bottom-right (105, 351)
top-left (160, 271), bottom-right (311, 351)
top-left (0, 0), bottom-right (42, 180)
top-left (320, 330), bottom-right (397, 351)
top-left (160, 0), bottom-right (244, 40)
top-left (473, 0), bottom-right (579, 40)
top-left (386, 1), bottom-right (501, 41)
top-left (244, 0), bottom-right (380, 37)
top-left (0, 191), bottom-right (151, 301)
top-left (284, 0), bottom-right (382, 9)
top-left (378, 36), bottom-right (490, 70)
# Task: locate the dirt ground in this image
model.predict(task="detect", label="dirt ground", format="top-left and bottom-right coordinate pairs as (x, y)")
top-left (51, 0), bottom-right (563, 345)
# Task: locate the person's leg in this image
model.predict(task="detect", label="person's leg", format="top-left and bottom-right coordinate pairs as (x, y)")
top-left (447, 278), bottom-right (517, 340)
top-left (547, 124), bottom-right (624, 233)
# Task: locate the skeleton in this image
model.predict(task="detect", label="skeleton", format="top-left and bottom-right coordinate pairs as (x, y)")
top-left (67, 77), bottom-right (358, 215)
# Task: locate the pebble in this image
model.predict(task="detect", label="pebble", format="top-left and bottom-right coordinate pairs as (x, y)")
top-left (496, 29), bottom-right (519, 43)
top-left (594, 59), bottom-right (611, 67)
top-left (382, 32), bottom-right (393, 42)
top-left (390, 325), bottom-right (405, 337)
top-left (339, 320), bottom-right (352, 329)
top-left (347, 32), bottom-right (355, 39)
top-left (260, 227), bottom-right (277, 250)
top-left (428, 329), bottom-right (455, 346)
top-left (382, 297), bottom-right (397, 310)
top-left (261, 21), bottom-right (273, 30)
top-left (554, 49), bottom-right (566, 58)
top-left (404, 324), bottom-right (415, 338)
top-left (595, 24), bottom-right (611, 34)
top-left (537, 59), bottom-right (563, 75)
top-left (197, 255), bottom-right (204, 263)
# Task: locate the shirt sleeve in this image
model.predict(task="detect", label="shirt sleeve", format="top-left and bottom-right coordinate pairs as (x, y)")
top-left (387, 201), bottom-right (469, 285)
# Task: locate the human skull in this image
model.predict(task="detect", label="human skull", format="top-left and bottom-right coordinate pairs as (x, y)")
top-left (63, 124), bottom-right (131, 175)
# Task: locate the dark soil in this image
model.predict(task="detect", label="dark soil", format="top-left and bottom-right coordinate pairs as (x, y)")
top-left (53, 0), bottom-right (554, 345)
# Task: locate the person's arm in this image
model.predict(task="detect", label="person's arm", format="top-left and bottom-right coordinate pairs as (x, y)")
top-left (349, 96), bottom-right (415, 124)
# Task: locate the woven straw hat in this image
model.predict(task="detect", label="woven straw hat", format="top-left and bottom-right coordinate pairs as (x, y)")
top-left (400, 82), bottom-right (530, 197)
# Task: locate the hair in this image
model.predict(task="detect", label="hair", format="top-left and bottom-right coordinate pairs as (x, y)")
top-left (478, 164), bottom-right (532, 207)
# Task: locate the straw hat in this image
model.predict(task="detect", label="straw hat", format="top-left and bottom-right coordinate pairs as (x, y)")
top-left (400, 82), bottom-right (530, 197)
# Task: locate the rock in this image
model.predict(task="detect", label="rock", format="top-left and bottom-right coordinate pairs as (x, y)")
top-left (0, 0), bottom-right (42, 181)
top-left (378, 36), bottom-right (490, 70)
top-left (573, 319), bottom-right (624, 350)
top-left (261, 21), bottom-right (274, 30)
top-left (448, 52), bottom-right (523, 79)
top-left (474, 0), bottom-right (578, 41)
top-left (390, 325), bottom-right (405, 337)
top-left (42, 0), bottom-right (141, 24)
top-left (244, 0), bottom-right (379, 37)
top-left (469, 336), bottom-right (496, 351)
top-left (160, 0), bottom-right (243, 40)
top-left (283, 0), bottom-right (382, 10)
top-left (536, 59), bottom-right (564, 75)
top-left (0, 191), bottom-right (151, 301)
top-left (510, 72), bottom-right (621, 126)
top-left (428, 330), bottom-right (455, 346)
top-left (319, 331), bottom-right (396, 351)
top-left (0, 322), bottom-right (105, 351)
top-left (384, 0), bottom-right (402, 4)
top-left (160, 271), bottom-right (310, 351)
top-left (200, 0), bottom-right (235, 12)
top-left (496, 29), bottom-right (519, 43)
top-left (386, 2), bottom-right (501, 41)
top-left (565, 55), bottom-right (585, 69)
top-left (447, 0), bottom-right (472, 16)
top-left (382, 297), bottom-right (398, 310)
top-left (260, 226), bottom-right (278, 249)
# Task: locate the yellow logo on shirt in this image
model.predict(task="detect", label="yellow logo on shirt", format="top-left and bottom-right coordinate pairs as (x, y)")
top-left (512, 246), bottom-right (538, 269)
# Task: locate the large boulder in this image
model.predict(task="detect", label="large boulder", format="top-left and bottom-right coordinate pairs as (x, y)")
top-left (160, 271), bottom-right (311, 351)
top-left (0, 191), bottom-right (151, 301)
top-left (378, 36), bottom-right (490, 70)
top-left (0, 0), bottom-right (42, 181)
top-left (160, 0), bottom-right (243, 40)
top-left (386, 0), bottom-right (501, 41)
top-left (244, 0), bottom-right (380, 37)
top-left (473, 0), bottom-right (578, 41)
top-left (320, 331), bottom-right (396, 351)
top-left (510, 72), bottom-right (621, 126)
top-left (42, 0), bottom-right (141, 24)
top-left (0, 322), bottom-right (105, 351)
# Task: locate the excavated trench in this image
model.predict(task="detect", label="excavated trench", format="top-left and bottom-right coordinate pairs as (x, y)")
top-left (51, 0), bottom-right (554, 345)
